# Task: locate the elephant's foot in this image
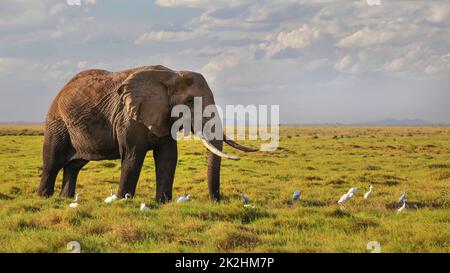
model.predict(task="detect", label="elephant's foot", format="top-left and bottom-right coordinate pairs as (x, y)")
top-left (59, 180), bottom-right (76, 198)
top-left (156, 192), bottom-right (172, 204)
top-left (210, 195), bottom-right (220, 202)
top-left (37, 188), bottom-right (54, 198)
top-left (59, 189), bottom-right (75, 199)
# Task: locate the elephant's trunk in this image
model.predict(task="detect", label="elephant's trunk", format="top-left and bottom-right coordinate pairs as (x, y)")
top-left (201, 133), bottom-right (257, 201)
top-left (198, 103), bottom-right (257, 201)
top-left (207, 139), bottom-right (222, 201)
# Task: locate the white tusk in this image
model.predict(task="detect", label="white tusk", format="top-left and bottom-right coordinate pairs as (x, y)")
top-left (200, 137), bottom-right (240, 160)
top-left (224, 135), bottom-right (258, 152)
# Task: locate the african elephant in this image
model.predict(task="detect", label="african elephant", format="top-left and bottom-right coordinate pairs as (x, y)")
top-left (37, 65), bottom-right (255, 203)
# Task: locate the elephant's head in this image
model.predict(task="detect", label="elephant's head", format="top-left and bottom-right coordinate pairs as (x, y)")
top-left (117, 67), bottom-right (256, 201)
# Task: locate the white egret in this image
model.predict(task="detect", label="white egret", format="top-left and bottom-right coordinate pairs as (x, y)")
top-left (292, 190), bottom-right (301, 201)
top-left (122, 193), bottom-right (132, 200)
top-left (347, 187), bottom-right (358, 195)
top-left (140, 203), bottom-right (150, 211)
top-left (338, 193), bottom-right (350, 209)
top-left (338, 193), bottom-right (350, 204)
top-left (397, 200), bottom-right (406, 212)
top-left (364, 185), bottom-right (373, 199)
top-left (69, 194), bottom-right (79, 208)
top-left (398, 191), bottom-right (407, 204)
top-left (338, 187), bottom-right (357, 209)
top-left (104, 187), bottom-right (118, 204)
top-left (176, 194), bottom-right (191, 203)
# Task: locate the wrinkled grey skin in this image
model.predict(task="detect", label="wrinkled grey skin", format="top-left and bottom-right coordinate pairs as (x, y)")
top-left (36, 65), bottom-right (247, 203)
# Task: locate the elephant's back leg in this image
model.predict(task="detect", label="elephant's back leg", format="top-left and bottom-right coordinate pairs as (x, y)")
top-left (60, 159), bottom-right (89, 198)
top-left (37, 119), bottom-right (74, 197)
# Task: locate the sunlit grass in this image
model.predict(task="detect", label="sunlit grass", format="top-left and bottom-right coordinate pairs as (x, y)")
top-left (0, 125), bottom-right (449, 252)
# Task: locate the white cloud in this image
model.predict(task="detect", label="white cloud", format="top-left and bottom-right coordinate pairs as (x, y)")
top-left (0, 0), bottom-right (95, 28)
top-left (3, 56), bottom-right (99, 83)
top-left (0, 1), bottom-right (48, 27)
top-left (262, 25), bottom-right (320, 56)
top-left (0, 57), bottom-right (13, 72)
top-left (304, 58), bottom-right (329, 71)
top-left (135, 30), bottom-right (204, 44)
top-left (276, 25), bottom-right (320, 49)
top-left (384, 58), bottom-right (406, 72)
top-left (334, 55), bottom-right (353, 71)
top-left (426, 3), bottom-right (450, 24)
top-left (334, 55), bottom-right (360, 74)
top-left (424, 64), bottom-right (440, 75)
top-left (49, 3), bottom-right (66, 15)
top-left (337, 27), bottom-right (399, 48)
top-left (200, 47), bottom-right (249, 83)
top-left (0, 57), bottom-right (10, 65)
top-left (155, 0), bottom-right (245, 8)
top-left (423, 54), bottom-right (450, 75)
top-left (379, 44), bottom-right (450, 76)
top-left (77, 60), bottom-right (88, 69)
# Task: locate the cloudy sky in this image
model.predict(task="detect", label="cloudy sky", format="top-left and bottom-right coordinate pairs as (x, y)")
top-left (1, 0), bottom-right (449, 123)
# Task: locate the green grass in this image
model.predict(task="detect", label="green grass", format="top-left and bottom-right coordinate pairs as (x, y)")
top-left (0, 125), bottom-right (449, 252)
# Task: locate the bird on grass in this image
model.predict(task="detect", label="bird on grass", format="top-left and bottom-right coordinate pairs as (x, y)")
top-left (397, 200), bottom-right (406, 213)
top-left (364, 185), bottom-right (373, 199)
top-left (397, 190), bottom-right (407, 213)
top-left (338, 193), bottom-right (351, 209)
top-left (240, 193), bottom-right (255, 208)
top-left (292, 190), bottom-right (301, 201)
top-left (176, 194), bottom-right (191, 203)
top-left (121, 193), bottom-right (132, 200)
top-left (104, 187), bottom-right (118, 204)
top-left (242, 193), bottom-right (250, 204)
top-left (398, 190), bottom-right (407, 204)
top-left (347, 187), bottom-right (358, 195)
top-left (69, 194), bottom-right (79, 208)
top-left (140, 203), bottom-right (150, 211)
top-left (338, 187), bottom-right (358, 209)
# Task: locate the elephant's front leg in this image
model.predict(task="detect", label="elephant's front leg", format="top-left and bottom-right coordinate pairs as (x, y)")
top-left (153, 137), bottom-right (178, 203)
top-left (117, 150), bottom-right (147, 197)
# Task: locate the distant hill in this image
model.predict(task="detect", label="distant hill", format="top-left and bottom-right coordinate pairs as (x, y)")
top-left (283, 118), bottom-right (449, 126)
top-left (352, 118), bottom-right (435, 126)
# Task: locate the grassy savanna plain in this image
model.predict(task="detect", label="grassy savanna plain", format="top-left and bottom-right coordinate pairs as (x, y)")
top-left (0, 124), bottom-right (448, 253)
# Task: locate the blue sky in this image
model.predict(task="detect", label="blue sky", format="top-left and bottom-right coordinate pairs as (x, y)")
top-left (1, 0), bottom-right (449, 123)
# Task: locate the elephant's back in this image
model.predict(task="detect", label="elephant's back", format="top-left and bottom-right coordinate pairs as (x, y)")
top-left (48, 66), bottom-right (169, 121)
top-left (46, 69), bottom-right (131, 159)
top-left (51, 70), bottom-right (132, 120)
top-left (49, 66), bottom-right (171, 120)
top-left (59, 69), bottom-right (126, 104)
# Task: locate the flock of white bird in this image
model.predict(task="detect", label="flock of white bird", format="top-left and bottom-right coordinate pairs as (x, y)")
top-left (337, 185), bottom-right (407, 212)
top-left (68, 187), bottom-right (194, 211)
top-left (68, 185), bottom-right (407, 213)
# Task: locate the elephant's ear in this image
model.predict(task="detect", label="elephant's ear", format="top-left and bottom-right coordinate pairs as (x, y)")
top-left (117, 69), bottom-right (191, 137)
